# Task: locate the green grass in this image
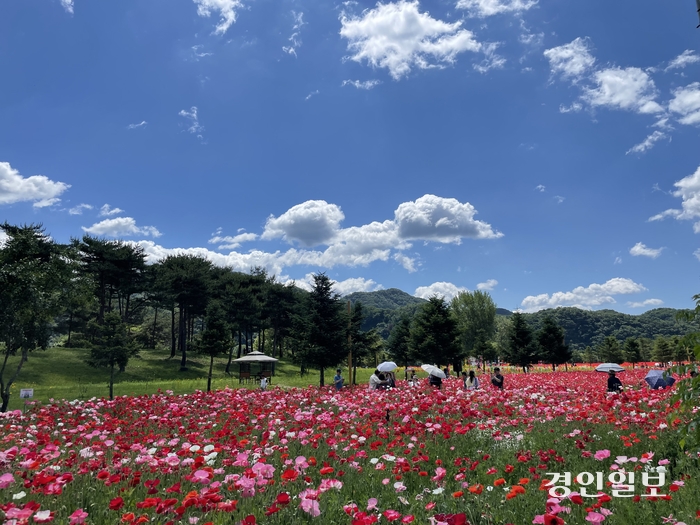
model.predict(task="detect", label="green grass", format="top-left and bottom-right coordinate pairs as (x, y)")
top-left (3, 346), bottom-right (405, 411)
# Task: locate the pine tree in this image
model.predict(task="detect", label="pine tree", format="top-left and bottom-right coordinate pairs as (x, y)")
top-left (409, 296), bottom-right (460, 370)
top-left (537, 316), bottom-right (572, 371)
top-left (504, 312), bottom-right (538, 372)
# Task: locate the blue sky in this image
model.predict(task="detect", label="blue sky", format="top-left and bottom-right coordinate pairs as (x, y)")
top-left (1, 0), bottom-right (700, 313)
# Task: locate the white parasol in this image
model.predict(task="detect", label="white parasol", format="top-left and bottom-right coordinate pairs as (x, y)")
top-left (377, 361), bottom-right (398, 372)
top-left (595, 363), bottom-right (625, 373)
top-left (421, 364), bottom-right (446, 379)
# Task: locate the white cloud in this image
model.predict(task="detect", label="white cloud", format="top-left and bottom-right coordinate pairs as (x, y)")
top-left (629, 242), bottom-right (663, 258)
top-left (179, 106), bottom-right (204, 138)
top-left (191, 45), bottom-right (214, 60)
top-left (476, 279), bottom-right (498, 291)
top-left (559, 102), bottom-right (583, 113)
top-left (393, 252), bottom-right (417, 272)
top-left (456, 0), bottom-right (537, 17)
top-left (333, 277), bottom-right (384, 296)
top-left (520, 277), bottom-right (647, 312)
top-left (282, 11), bottom-right (305, 57)
top-left (127, 121), bottom-right (147, 130)
top-left (535, 185), bottom-right (545, 192)
top-left (473, 43), bottom-right (506, 73)
top-left (583, 67), bottom-right (664, 114)
top-left (543, 37), bottom-right (595, 80)
top-left (669, 82), bottom-right (700, 126)
top-left (614, 257), bottom-right (622, 264)
top-left (82, 217), bottom-right (161, 238)
top-left (193, 0), bottom-right (243, 35)
top-left (414, 281), bottom-right (467, 301)
top-left (554, 195), bottom-right (565, 204)
top-left (0, 230), bottom-right (7, 248)
top-left (0, 161), bottom-right (70, 208)
top-left (305, 90), bottom-right (320, 101)
top-left (68, 203), bottom-right (93, 215)
top-left (394, 194), bottom-right (503, 242)
top-left (126, 195), bottom-right (500, 277)
top-left (262, 200), bottom-right (345, 246)
top-left (208, 232), bottom-right (258, 250)
top-left (60, 0), bottom-right (74, 14)
top-left (665, 50), bottom-right (700, 71)
top-left (99, 204), bottom-right (124, 217)
top-left (626, 130), bottom-right (666, 155)
top-left (339, 0), bottom-right (482, 80)
top-left (627, 298), bottom-right (663, 308)
top-left (649, 165), bottom-right (700, 232)
top-left (342, 79), bottom-right (382, 90)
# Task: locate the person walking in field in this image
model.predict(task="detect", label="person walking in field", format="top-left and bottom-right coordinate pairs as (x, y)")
top-left (333, 369), bottom-right (344, 391)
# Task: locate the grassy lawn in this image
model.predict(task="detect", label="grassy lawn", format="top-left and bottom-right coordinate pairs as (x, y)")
top-left (3, 346), bottom-right (409, 411)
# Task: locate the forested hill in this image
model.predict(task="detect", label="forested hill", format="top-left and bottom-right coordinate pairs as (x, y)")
top-left (345, 289), bottom-right (427, 309)
top-left (345, 289), bottom-right (695, 348)
top-left (522, 307), bottom-right (695, 350)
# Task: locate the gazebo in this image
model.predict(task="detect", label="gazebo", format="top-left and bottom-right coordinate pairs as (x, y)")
top-left (232, 351), bottom-right (278, 384)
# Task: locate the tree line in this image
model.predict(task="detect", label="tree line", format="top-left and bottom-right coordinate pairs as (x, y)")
top-left (1, 223), bottom-right (697, 411)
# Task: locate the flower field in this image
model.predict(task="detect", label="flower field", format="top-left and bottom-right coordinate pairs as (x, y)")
top-left (1, 370), bottom-right (699, 525)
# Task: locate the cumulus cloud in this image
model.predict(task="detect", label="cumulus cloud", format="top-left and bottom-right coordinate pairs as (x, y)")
top-left (665, 50), bottom-right (700, 71)
top-left (262, 200), bottom-right (345, 246)
top-left (520, 277), bottom-right (647, 312)
top-left (456, 0), bottom-right (537, 17)
top-left (68, 204), bottom-right (93, 215)
top-left (543, 37), bottom-right (595, 81)
top-left (332, 277), bottom-right (383, 295)
top-left (629, 242), bottom-right (664, 258)
top-left (60, 0), bottom-right (74, 14)
top-left (339, 0), bottom-right (482, 80)
top-left (649, 165), bottom-right (700, 232)
top-left (669, 83), bottom-right (700, 126)
top-left (627, 298), bottom-right (663, 308)
top-left (626, 130), bottom-right (667, 155)
top-left (82, 217), bottom-right (161, 238)
top-left (0, 161), bottom-right (70, 208)
top-left (99, 204), bottom-right (124, 217)
top-left (342, 79), bottom-right (382, 90)
top-left (476, 279), bottom-right (498, 291)
top-left (414, 281), bottom-right (467, 301)
top-left (535, 185), bottom-right (545, 192)
top-left (208, 232), bottom-right (258, 250)
top-left (0, 230), bottom-right (7, 248)
top-left (394, 194), bottom-right (503, 242)
top-left (193, 0), bottom-right (243, 35)
top-left (123, 194), bottom-right (500, 278)
top-left (583, 67), bottom-right (663, 114)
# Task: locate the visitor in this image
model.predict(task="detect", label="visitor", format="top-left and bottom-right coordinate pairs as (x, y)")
top-left (464, 370), bottom-right (479, 390)
top-left (377, 373), bottom-right (389, 390)
top-left (387, 371), bottom-right (396, 388)
top-left (429, 373), bottom-right (442, 390)
top-left (369, 369), bottom-right (381, 390)
top-left (409, 370), bottom-right (417, 387)
top-left (334, 368), bottom-right (344, 391)
top-left (607, 370), bottom-right (623, 393)
top-left (491, 367), bottom-right (504, 390)
top-left (260, 376), bottom-right (268, 391)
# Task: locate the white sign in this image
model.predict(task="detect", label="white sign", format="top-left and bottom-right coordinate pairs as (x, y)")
top-left (19, 389), bottom-right (34, 399)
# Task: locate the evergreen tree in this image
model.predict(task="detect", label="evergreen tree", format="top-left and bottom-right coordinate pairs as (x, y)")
top-left (87, 311), bottom-right (139, 400)
top-left (302, 274), bottom-right (347, 386)
top-left (623, 338), bottom-right (642, 368)
top-left (387, 316), bottom-right (412, 369)
top-left (409, 296), bottom-right (460, 369)
top-left (504, 312), bottom-right (538, 372)
top-left (598, 336), bottom-right (623, 363)
top-left (196, 301), bottom-right (230, 392)
top-left (0, 223), bottom-right (70, 411)
top-left (537, 316), bottom-right (572, 371)
top-left (653, 336), bottom-right (674, 364)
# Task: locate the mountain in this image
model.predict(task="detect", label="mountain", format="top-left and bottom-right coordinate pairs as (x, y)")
top-left (344, 288), bottom-right (427, 309)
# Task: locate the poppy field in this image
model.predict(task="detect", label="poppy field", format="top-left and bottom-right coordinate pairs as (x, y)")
top-left (1, 370), bottom-right (699, 525)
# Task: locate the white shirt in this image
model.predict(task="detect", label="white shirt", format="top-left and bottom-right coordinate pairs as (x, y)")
top-left (369, 374), bottom-right (381, 390)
